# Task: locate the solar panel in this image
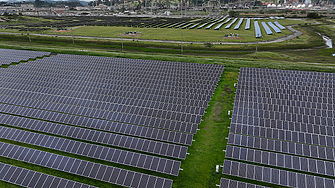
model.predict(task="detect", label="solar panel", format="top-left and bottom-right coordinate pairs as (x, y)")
top-left (0, 142), bottom-right (173, 188)
top-left (223, 160), bottom-right (333, 188)
top-left (0, 48), bottom-right (50, 65)
top-left (225, 145), bottom-right (335, 176)
top-left (219, 178), bottom-right (269, 188)
top-left (0, 103), bottom-right (193, 145)
top-left (0, 162), bottom-right (96, 188)
top-left (0, 125), bottom-right (181, 176)
top-left (0, 113), bottom-right (188, 159)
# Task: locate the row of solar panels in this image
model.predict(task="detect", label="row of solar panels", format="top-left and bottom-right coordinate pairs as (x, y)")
top-left (0, 112), bottom-right (188, 160)
top-left (9, 60), bottom-right (221, 82)
top-left (223, 160), bottom-right (333, 188)
top-left (0, 125), bottom-right (181, 176)
top-left (226, 145), bottom-right (335, 176)
top-left (233, 103), bottom-right (335, 119)
top-left (232, 111), bottom-right (335, 127)
top-left (1, 79), bottom-right (211, 108)
top-left (220, 178), bottom-right (267, 188)
top-left (0, 162), bottom-right (96, 188)
top-left (0, 49), bottom-right (50, 65)
top-left (229, 122), bottom-right (335, 147)
top-left (0, 92), bottom-right (199, 134)
top-left (234, 94), bottom-right (332, 109)
top-left (0, 72), bottom-right (216, 99)
top-left (1, 82), bottom-right (207, 117)
top-left (0, 142), bottom-right (173, 188)
top-left (236, 84), bottom-right (334, 96)
top-left (1, 71), bottom-right (215, 101)
top-left (228, 133), bottom-right (335, 161)
top-left (0, 103), bottom-right (194, 145)
top-left (239, 77), bottom-right (335, 86)
top-left (240, 66), bottom-right (335, 76)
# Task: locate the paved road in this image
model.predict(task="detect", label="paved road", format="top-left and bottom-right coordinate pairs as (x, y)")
top-left (0, 25), bottom-right (302, 45)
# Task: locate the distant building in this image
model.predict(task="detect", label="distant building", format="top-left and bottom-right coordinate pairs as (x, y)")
top-left (21, 4), bottom-right (34, 11)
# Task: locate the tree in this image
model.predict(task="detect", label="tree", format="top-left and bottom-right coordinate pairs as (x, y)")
top-left (307, 12), bottom-right (319, 19)
top-left (228, 11), bottom-right (239, 17)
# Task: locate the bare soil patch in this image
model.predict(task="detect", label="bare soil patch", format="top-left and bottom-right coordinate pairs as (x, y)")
top-left (53, 30), bottom-right (71, 33)
top-left (221, 37), bottom-right (243, 40)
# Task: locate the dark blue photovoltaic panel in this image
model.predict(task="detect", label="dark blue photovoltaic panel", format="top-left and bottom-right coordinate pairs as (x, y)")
top-left (0, 162), bottom-right (95, 188)
top-left (0, 142), bottom-right (173, 188)
top-left (220, 178), bottom-right (268, 188)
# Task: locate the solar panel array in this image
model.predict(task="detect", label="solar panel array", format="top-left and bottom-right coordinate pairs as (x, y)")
top-left (0, 48), bottom-right (50, 65)
top-left (223, 67), bottom-right (335, 188)
top-left (220, 178), bottom-right (268, 188)
top-left (0, 52), bottom-right (224, 187)
top-left (0, 162), bottom-right (96, 188)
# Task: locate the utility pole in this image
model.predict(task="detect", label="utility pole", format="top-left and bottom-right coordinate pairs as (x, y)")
top-left (27, 27), bottom-right (31, 44)
top-left (121, 30), bottom-right (123, 51)
top-left (185, 0), bottom-right (186, 16)
top-left (71, 29), bottom-right (75, 47)
top-left (181, 31), bottom-right (183, 54)
top-left (151, 0), bottom-right (153, 15)
top-left (180, 0), bottom-right (182, 17)
top-left (254, 38), bottom-right (258, 59)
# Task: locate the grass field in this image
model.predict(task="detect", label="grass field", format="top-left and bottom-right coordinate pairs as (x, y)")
top-left (0, 17), bottom-right (333, 188)
top-left (38, 19), bottom-right (308, 43)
